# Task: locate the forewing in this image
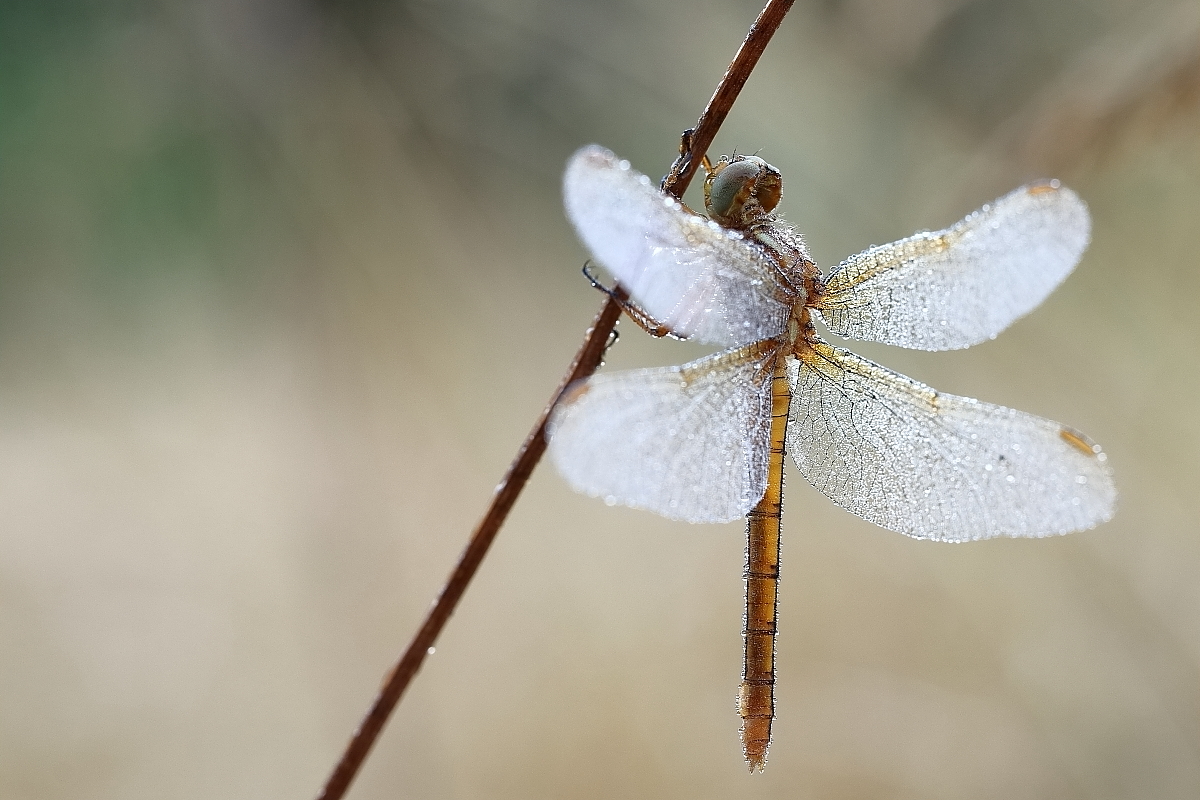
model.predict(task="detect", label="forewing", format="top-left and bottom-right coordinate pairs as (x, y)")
top-left (548, 346), bottom-right (777, 524)
top-left (786, 339), bottom-right (1115, 541)
top-left (564, 145), bottom-right (792, 348)
top-left (814, 182), bottom-right (1090, 350)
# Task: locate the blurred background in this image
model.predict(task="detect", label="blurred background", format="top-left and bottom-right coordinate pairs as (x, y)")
top-left (2, 0), bottom-right (1199, 798)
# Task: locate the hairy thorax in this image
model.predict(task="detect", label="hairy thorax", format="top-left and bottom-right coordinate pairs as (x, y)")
top-left (746, 219), bottom-right (820, 356)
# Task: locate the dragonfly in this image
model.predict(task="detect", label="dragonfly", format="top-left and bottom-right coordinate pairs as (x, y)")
top-left (547, 144), bottom-right (1116, 771)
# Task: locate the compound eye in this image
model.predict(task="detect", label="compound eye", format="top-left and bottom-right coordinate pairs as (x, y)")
top-left (756, 169), bottom-right (782, 214)
top-left (742, 156), bottom-right (782, 213)
top-left (705, 160), bottom-right (760, 223)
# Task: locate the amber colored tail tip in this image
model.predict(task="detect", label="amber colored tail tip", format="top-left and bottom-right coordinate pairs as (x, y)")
top-left (742, 740), bottom-right (769, 773)
top-left (740, 717), bottom-right (771, 772)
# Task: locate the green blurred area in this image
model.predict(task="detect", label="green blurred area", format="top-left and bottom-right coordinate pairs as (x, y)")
top-left (1, 1), bottom-right (1199, 798)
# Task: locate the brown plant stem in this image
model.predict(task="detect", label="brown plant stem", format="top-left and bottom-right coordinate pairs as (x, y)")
top-left (314, 2), bottom-right (794, 797)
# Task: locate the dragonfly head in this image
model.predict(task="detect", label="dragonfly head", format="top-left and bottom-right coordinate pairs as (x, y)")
top-left (703, 155), bottom-right (783, 229)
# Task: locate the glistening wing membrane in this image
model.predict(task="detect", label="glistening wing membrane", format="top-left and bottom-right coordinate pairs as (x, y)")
top-left (814, 183), bottom-right (1090, 351)
top-left (786, 339), bottom-right (1115, 541)
top-left (564, 145), bottom-right (792, 348)
top-left (548, 346), bottom-right (777, 524)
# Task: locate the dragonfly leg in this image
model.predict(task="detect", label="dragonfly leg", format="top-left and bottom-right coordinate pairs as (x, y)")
top-left (581, 262), bottom-right (678, 339)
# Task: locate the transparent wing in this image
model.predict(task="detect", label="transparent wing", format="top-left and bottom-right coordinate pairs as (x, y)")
top-left (814, 182), bottom-right (1090, 351)
top-left (548, 346), bottom-right (777, 524)
top-left (564, 145), bottom-right (792, 348)
top-left (786, 339), bottom-right (1115, 541)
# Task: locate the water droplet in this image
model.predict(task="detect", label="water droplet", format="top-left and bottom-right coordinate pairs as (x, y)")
top-left (427, 647), bottom-right (436, 655)
top-left (604, 495), bottom-right (617, 506)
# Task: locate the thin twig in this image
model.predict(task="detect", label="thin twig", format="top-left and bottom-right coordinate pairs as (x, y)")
top-left (314, 2), bottom-right (794, 797)
top-left (662, 0), bottom-right (794, 196)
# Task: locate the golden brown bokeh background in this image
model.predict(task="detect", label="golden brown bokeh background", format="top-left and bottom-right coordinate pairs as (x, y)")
top-left (2, 1), bottom-right (1199, 798)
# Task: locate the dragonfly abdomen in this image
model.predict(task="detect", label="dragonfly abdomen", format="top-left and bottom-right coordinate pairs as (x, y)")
top-left (739, 359), bottom-right (790, 771)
